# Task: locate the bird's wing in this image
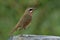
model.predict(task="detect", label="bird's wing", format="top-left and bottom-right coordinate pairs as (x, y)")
top-left (20, 14), bottom-right (32, 29)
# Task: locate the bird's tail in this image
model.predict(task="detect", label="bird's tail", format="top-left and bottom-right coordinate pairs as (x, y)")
top-left (9, 26), bottom-right (19, 36)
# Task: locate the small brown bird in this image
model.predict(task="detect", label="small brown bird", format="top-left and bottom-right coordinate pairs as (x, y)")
top-left (10, 8), bottom-right (34, 35)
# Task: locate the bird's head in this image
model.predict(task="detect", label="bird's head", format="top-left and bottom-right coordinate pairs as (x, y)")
top-left (25, 8), bottom-right (34, 16)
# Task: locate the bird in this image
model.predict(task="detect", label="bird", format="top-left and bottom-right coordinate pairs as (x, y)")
top-left (10, 8), bottom-right (34, 35)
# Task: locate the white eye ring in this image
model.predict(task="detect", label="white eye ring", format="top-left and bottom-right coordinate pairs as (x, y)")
top-left (30, 11), bottom-right (33, 13)
top-left (28, 8), bottom-right (33, 13)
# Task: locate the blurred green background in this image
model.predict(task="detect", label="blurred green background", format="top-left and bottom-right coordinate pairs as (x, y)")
top-left (0, 0), bottom-right (60, 40)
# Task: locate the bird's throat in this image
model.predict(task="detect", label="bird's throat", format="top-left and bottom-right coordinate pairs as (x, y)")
top-left (29, 13), bottom-right (32, 16)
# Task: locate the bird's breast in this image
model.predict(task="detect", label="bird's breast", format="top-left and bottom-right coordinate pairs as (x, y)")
top-left (21, 14), bottom-right (32, 28)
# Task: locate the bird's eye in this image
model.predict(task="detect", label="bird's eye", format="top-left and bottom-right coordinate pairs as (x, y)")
top-left (29, 9), bottom-right (33, 11)
top-left (27, 8), bottom-right (33, 13)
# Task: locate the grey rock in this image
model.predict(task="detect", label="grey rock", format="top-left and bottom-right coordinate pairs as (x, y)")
top-left (8, 34), bottom-right (60, 40)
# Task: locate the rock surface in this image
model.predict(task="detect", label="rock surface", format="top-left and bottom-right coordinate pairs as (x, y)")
top-left (8, 34), bottom-right (60, 40)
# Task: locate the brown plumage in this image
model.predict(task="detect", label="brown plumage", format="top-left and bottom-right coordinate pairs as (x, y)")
top-left (10, 8), bottom-right (34, 35)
